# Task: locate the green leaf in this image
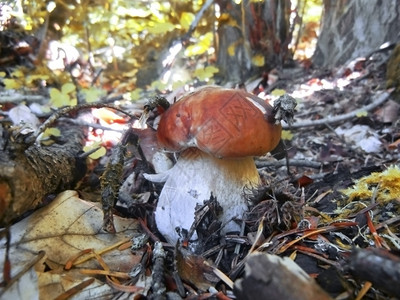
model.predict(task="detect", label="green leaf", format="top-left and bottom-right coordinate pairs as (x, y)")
top-left (194, 66), bottom-right (219, 81)
top-left (61, 83), bottom-right (76, 94)
top-left (356, 111), bottom-right (368, 117)
top-left (281, 130), bottom-right (294, 141)
top-left (127, 88), bottom-right (143, 101)
top-left (172, 80), bottom-right (187, 90)
top-left (271, 89), bottom-right (286, 97)
top-left (50, 88), bottom-right (71, 108)
top-left (81, 87), bottom-right (104, 103)
top-left (150, 80), bottom-right (167, 91)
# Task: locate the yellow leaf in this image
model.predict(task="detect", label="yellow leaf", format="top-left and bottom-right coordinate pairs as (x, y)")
top-left (43, 127), bottom-right (61, 138)
top-left (11, 69), bottom-right (24, 78)
top-left (180, 12), bottom-right (195, 30)
top-left (0, 71), bottom-right (6, 77)
top-left (218, 13), bottom-right (239, 27)
top-left (271, 89), bottom-right (286, 97)
top-left (252, 54), bottom-right (265, 67)
top-left (61, 82), bottom-right (76, 94)
top-left (218, 13), bottom-right (231, 22)
top-left (148, 22), bottom-right (175, 34)
top-left (3, 78), bottom-right (22, 90)
top-left (184, 32), bottom-right (213, 56)
top-left (228, 43), bottom-right (236, 56)
top-left (124, 69), bottom-right (138, 77)
top-left (185, 45), bottom-right (203, 56)
top-left (281, 130), bottom-right (293, 141)
top-left (84, 143), bottom-right (107, 159)
top-left (356, 111), bottom-right (368, 117)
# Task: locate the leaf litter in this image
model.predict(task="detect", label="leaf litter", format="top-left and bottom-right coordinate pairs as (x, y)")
top-left (0, 40), bottom-right (400, 300)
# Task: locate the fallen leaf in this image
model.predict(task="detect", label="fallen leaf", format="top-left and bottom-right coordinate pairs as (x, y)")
top-left (335, 124), bottom-right (382, 153)
top-left (42, 127), bottom-right (61, 138)
top-left (194, 66), bottom-right (219, 81)
top-left (3, 78), bottom-right (22, 90)
top-left (281, 130), bottom-right (294, 140)
top-left (83, 142), bottom-right (107, 159)
top-left (8, 104), bottom-right (40, 128)
top-left (271, 89), bottom-right (286, 97)
top-left (0, 190), bottom-right (143, 299)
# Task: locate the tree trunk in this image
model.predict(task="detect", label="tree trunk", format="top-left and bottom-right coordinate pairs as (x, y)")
top-left (313, 0), bottom-right (400, 67)
top-left (215, 0), bottom-right (292, 84)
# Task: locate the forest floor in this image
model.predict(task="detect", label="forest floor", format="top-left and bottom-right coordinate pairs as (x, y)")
top-left (1, 45), bottom-right (400, 299)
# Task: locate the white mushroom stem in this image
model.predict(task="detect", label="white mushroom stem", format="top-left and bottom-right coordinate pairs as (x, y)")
top-left (144, 148), bottom-right (260, 245)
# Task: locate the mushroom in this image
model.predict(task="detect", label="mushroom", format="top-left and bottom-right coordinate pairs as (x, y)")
top-left (145, 86), bottom-right (294, 246)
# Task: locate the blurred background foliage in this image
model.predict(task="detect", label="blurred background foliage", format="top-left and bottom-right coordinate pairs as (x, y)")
top-left (0, 0), bottom-right (322, 106)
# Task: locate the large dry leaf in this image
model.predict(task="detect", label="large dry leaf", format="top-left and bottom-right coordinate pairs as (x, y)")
top-left (0, 190), bottom-right (143, 299)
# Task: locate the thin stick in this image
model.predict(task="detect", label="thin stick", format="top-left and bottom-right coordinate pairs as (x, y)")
top-left (284, 90), bottom-right (393, 129)
top-left (54, 278), bottom-right (95, 300)
top-left (72, 237), bottom-right (131, 266)
top-left (80, 269), bottom-right (131, 279)
top-left (0, 251), bottom-right (46, 297)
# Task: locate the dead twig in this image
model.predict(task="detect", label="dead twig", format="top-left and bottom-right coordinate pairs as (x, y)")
top-left (284, 89), bottom-right (393, 129)
top-left (256, 158), bottom-right (322, 169)
top-left (150, 241), bottom-right (166, 300)
top-left (54, 278), bottom-right (95, 300)
top-left (0, 94), bottom-right (47, 104)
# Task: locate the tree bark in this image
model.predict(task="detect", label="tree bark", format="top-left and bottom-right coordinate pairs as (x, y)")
top-left (313, 0), bottom-right (400, 67)
top-left (215, 0), bottom-right (292, 84)
top-left (0, 123), bottom-right (86, 227)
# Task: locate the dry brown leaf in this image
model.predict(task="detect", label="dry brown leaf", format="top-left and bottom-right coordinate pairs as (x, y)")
top-left (0, 190), bottom-right (143, 299)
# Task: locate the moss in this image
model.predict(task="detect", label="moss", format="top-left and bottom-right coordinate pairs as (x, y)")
top-left (341, 165), bottom-right (400, 203)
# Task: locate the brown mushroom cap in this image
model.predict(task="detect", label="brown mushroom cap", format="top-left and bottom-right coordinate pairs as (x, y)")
top-left (157, 86), bottom-right (282, 158)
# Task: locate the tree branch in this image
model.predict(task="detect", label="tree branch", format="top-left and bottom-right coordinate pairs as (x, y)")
top-left (284, 89), bottom-right (393, 129)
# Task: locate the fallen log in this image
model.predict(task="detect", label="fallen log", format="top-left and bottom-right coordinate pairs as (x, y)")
top-left (0, 122), bottom-right (86, 227)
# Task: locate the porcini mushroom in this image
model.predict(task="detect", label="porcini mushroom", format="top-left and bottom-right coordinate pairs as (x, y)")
top-left (145, 86), bottom-right (294, 246)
